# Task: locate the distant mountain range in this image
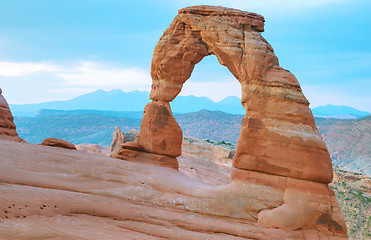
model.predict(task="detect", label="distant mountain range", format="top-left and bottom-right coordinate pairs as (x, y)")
top-left (9, 90), bottom-right (151, 117)
top-left (9, 89), bottom-right (370, 119)
top-left (311, 104), bottom-right (370, 119)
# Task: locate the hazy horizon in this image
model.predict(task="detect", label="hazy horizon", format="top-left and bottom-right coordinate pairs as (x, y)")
top-left (7, 89), bottom-right (371, 117)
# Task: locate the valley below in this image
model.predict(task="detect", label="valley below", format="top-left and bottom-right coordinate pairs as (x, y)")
top-left (14, 109), bottom-right (371, 175)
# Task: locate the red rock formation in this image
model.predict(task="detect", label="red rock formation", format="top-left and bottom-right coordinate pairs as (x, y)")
top-left (0, 88), bottom-right (24, 142)
top-left (139, 101), bottom-right (183, 157)
top-left (231, 168), bottom-right (346, 234)
top-left (41, 137), bottom-right (76, 150)
top-left (111, 5), bottom-right (347, 237)
top-left (144, 5), bottom-right (332, 183)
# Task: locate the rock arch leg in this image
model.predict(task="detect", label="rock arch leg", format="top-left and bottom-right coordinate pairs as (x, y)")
top-left (139, 101), bottom-right (182, 157)
top-left (232, 66), bottom-right (333, 183)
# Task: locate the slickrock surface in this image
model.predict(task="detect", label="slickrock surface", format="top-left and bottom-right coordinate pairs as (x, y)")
top-left (112, 148), bottom-right (179, 170)
top-left (41, 137), bottom-right (77, 149)
top-left (0, 88), bottom-right (24, 142)
top-left (135, 5), bottom-right (333, 183)
top-left (181, 137), bottom-right (234, 166)
top-left (0, 140), bottom-right (347, 239)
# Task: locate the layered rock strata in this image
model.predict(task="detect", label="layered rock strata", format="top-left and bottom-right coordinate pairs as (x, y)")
top-left (111, 5), bottom-right (346, 236)
top-left (0, 88), bottom-right (24, 142)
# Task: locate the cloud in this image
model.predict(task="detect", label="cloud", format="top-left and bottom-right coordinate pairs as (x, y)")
top-left (0, 60), bottom-right (151, 88)
top-left (0, 61), bottom-right (59, 77)
top-left (1, 60), bottom-right (369, 112)
top-left (48, 87), bottom-right (98, 94)
top-left (58, 61), bottom-right (150, 87)
top-left (0, 60), bottom-right (152, 104)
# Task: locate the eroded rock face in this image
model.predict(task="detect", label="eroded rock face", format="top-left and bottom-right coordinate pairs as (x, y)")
top-left (0, 88), bottom-right (24, 142)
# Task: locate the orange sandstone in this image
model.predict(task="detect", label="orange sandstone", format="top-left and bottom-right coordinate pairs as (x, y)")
top-left (105, 5), bottom-right (346, 238)
top-left (140, 5), bottom-right (332, 183)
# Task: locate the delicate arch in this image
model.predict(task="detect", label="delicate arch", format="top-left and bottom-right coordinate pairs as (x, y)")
top-left (138, 6), bottom-right (332, 183)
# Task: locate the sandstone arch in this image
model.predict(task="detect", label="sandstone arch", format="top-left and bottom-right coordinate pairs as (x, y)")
top-left (139, 5), bottom-right (332, 183)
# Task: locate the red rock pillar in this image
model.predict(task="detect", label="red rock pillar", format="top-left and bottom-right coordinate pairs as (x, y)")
top-left (111, 99), bottom-right (181, 169)
top-left (139, 101), bottom-right (182, 157)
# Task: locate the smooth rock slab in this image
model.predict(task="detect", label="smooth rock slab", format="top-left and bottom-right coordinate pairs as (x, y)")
top-left (0, 140), bottom-right (347, 239)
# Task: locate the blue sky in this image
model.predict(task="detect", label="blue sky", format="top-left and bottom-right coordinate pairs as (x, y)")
top-left (0, 0), bottom-right (370, 111)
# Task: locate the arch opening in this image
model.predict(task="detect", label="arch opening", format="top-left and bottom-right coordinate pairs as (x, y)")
top-left (172, 54), bottom-right (243, 115)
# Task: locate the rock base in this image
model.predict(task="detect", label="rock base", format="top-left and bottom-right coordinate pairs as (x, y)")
top-left (232, 168), bottom-right (347, 236)
top-left (111, 145), bottom-right (179, 170)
